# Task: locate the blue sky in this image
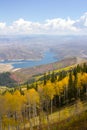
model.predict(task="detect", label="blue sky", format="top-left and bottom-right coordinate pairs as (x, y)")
top-left (0, 0), bottom-right (87, 35)
top-left (0, 0), bottom-right (87, 23)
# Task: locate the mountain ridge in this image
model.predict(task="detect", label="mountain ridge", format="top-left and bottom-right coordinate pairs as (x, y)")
top-left (12, 57), bottom-right (87, 83)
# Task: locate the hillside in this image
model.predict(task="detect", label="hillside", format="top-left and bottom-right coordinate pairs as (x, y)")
top-left (42, 110), bottom-right (87, 130)
top-left (0, 58), bottom-right (87, 130)
top-left (0, 72), bottom-right (17, 87)
top-left (12, 57), bottom-right (87, 83)
top-left (0, 57), bottom-right (86, 87)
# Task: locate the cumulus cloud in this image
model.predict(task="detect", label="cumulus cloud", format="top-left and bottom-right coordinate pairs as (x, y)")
top-left (0, 13), bottom-right (87, 35)
top-left (73, 12), bottom-right (87, 35)
top-left (74, 12), bottom-right (87, 28)
top-left (44, 18), bottom-right (78, 34)
top-left (8, 18), bottom-right (42, 35)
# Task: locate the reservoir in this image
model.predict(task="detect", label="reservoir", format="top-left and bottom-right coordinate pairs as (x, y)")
top-left (0, 51), bottom-right (58, 68)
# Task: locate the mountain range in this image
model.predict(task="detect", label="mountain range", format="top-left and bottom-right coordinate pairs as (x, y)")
top-left (0, 35), bottom-right (87, 61)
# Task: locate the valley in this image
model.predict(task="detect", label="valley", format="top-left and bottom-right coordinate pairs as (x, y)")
top-left (0, 0), bottom-right (87, 130)
top-left (0, 36), bottom-right (87, 130)
top-left (0, 35), bottom-right (87, 62)
top-left (0, 58), bottom-right (87, 130)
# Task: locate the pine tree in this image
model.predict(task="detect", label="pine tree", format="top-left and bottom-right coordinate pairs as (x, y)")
top-left (83, 63), bottom-right (87, 73)
top-left (76, 64), bottom-right (81, 73)
top-left (73, 76), bottom-right (78, 99)
top-left (43, 73), bottom-right (47, 85)
top-left (68, 71), bottom-right (74, 101)
top-left (26, 82), bottom-right (30, 90)
top-left (51, 71), bottom-right (55, 83)
top-left (58, 71), bottom-right (67, 81)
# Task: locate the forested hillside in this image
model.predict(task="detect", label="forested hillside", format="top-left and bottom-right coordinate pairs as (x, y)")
top-left (0, 62), bottom-right (87, 130)
top-left (0, 72), bottom-right (17, 87)
top-left (12, 57), bottom-right (86, 83)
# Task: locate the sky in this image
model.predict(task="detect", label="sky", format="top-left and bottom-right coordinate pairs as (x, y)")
top-left (0, 0), bottom-right (87, 35)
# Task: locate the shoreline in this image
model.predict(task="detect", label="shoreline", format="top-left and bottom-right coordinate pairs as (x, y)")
top-left (0, 58), bottom-right (42, 62)
top-left (0, 63), bottom-right (20, 73)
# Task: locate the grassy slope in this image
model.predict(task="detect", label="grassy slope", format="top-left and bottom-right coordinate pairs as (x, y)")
top-left (49, 110), bottom-right (87, 130)
top-left (22, 100), bottom-right (87, 130)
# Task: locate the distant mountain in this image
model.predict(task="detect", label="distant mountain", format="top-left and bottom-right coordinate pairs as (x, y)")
top-left (0, 35), bottom-right (87, 61)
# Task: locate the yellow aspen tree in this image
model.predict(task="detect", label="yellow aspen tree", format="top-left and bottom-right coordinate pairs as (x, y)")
top-left (25, 88), bottom-right (39, 130)
top-left (0, 95), bottom-right (6, 130)
top-left (37, 84), bottom-right (45, 130)
top-left (3, 92), bottom-right (14, 130)
top-left (43, 81), bottom-right (55, 130)
top-left (54, 81), bottom-right (63, 121)
top-left (43, 81), bottom-right (55, 114)
top-left (62, 76), bottom-right (69, 102)
top-left (4, 90), bottom-right (25, 130)
top-left (77, 73), bottom-right (83, 97)
top-left (81, 73), bottom-right (87, 96)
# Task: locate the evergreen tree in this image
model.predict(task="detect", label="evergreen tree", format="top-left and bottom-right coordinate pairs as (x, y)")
top-left (73, 71), bottom-right (78, 99)
top-left (73, 67), bottom-right (77, 77)
top-left (68, 71), bottom-right (74, 101)
top-left (83, 63), bottom-right (87, 73)
top-left (76, 64), bottom-right (81, 73)
top-left (43, 73), bottom-right (47, 85)
top-left (58, 71), bottom-right (67, 81)
top-left (35, 82), bottom-right (38, 90)
top-left (46, 71), bottom-right (51, 80)
top-left (51, 71), bottom-right (55, 83)
top-left (26, 82), bottom-right (30, 90)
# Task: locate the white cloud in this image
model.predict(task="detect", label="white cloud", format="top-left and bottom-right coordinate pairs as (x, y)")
top-left (44, 18), bottom-right (78, 34)
top-left (74, 13), bottom-right (87, 28)
top-left (73, 12), bottom-right (87, 35)
top-left (0, 22), bottom-right (6, 29)
top-left (0, 13), bottom-right (87, 35)
top-left (8, 18), bottom-right (42, 34)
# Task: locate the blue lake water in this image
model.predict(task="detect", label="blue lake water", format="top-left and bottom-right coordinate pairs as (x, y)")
top-left (0, 51), bottom-right (58, 68)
